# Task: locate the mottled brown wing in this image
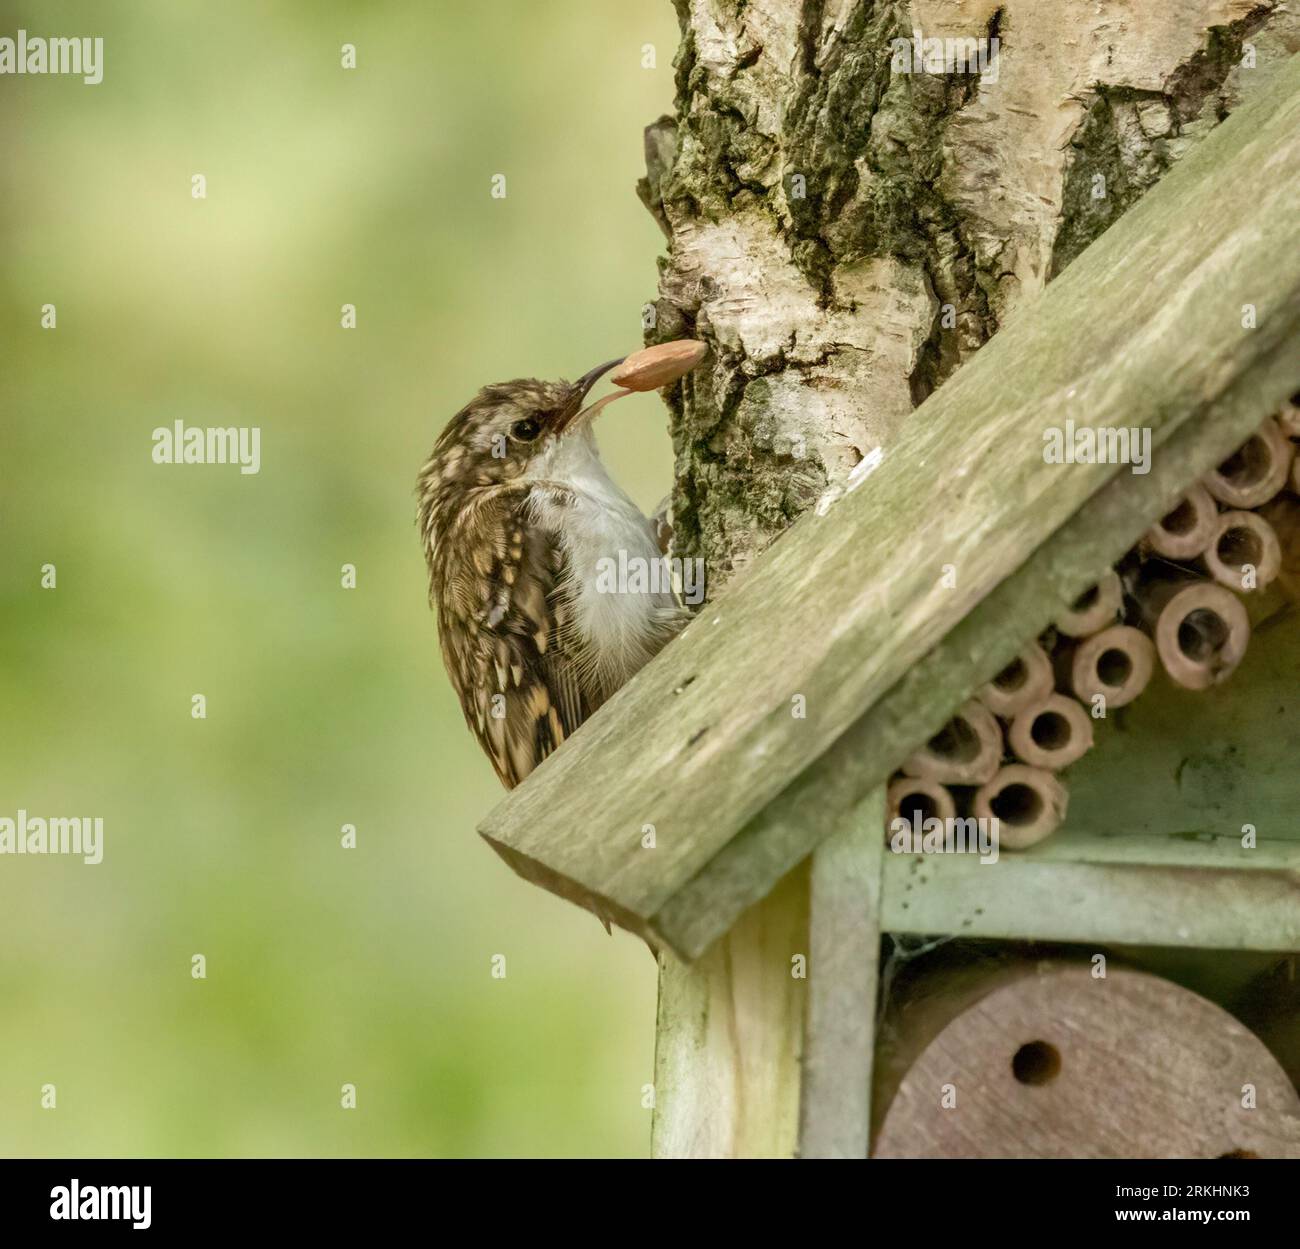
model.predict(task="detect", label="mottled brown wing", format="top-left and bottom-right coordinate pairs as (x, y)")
top-left (435, 486), bottom-right (594, 788)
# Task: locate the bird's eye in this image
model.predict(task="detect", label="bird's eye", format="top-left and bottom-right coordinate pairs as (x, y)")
top-left (510, 417), bottom-right (542, 442)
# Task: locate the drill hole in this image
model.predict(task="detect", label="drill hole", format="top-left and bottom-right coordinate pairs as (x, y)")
top-left (927, 717), bottom-right (980, 762)
top-left (993, 657), bottom-right (1027, 692)
top-left (1012, 1040), bottom-right (1061, 1086)
top-left (899, 792), bottom-right (940, 824)
top-left (1215, 435), bottom-right (1269, 489)
top-left (1159, 498), bottom-right (1197, 535)
top-left (1216, 526), bottom-right (1262, 570)
top-left (1096, 648), bottom-right (1132, 688)
top-left (1030, 711), bottom-right (1071, 751)
top-left (1178, 608), bottom-right (1229, 663)
top-left (1071, 585), bottom-right (1099, 613)
top-left (990, 783), bottom-right (1043, 827)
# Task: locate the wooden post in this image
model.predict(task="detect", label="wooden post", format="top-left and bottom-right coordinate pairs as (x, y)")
top-left (651, 864), bottom-right (809, 1158)
top-left (651, 788), bottom-right (887, 1159)
top-left (798, 789), bottom-right (886, 1159)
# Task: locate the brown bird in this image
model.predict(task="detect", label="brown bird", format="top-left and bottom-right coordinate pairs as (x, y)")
top-left (417, 357), bottom-right (689, 788)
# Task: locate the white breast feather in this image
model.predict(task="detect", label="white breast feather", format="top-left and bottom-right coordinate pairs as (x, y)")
top-left (526, 430), bottom-right (680, 692)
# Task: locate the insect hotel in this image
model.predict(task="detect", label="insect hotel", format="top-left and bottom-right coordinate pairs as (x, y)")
top-left (479, 55), bottom-right (1300, 1157)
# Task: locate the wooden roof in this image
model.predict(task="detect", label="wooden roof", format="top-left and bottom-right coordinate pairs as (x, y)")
top-left (480, 56), bottom-right (1300, 960)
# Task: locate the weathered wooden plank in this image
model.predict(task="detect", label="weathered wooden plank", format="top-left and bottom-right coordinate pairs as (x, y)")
top-left (880, 855), bottom-right (1300, 951)
top-left (1022, 831), bottom-right (1300, 872)
top-left (650, 865), bottom-right (809, 1158)
top-left (480, 56), bottom-right (1300, 955)
top-left (797, 789), bottom-right (884, 1160)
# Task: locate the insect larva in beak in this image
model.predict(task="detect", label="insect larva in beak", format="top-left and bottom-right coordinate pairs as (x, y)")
top-left (611, 340), bottom-right (708, 392)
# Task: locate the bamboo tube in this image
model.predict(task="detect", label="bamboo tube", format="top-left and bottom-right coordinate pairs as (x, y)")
top-left (901, 699), bottom-right (1001, 785)
top-left (1054, 569), bottom-right (1122, 637)
top-left (1007, 693), bottom-right (1095, 771)
top-left (1276, 401), bottom-right (1300, 439)
top-left (1203, 418), bottom-right (1293, 508)
top-left (976, 643), bottom-right (1054, 718)
top-left (971, 764), bottom-right (1067, 851)
top-left (1259, 495), bottom-right (1300, 601)
top-left (886, 775), bottom-right (957, 833)
top-left (1143, 482), bottom-right (1218, 561)
top-left (1132, 567), bottom-right (1198, 627)
top-left (1063, 624), bottom-right (1156, 709)
top-left (1137, 577), bottom-right (1251, 690)
top-left (1201, 509), bottom-right (1281, 592)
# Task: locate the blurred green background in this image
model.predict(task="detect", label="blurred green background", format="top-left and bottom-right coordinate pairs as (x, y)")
top-left (0, 0), bottom-right (679, 1156)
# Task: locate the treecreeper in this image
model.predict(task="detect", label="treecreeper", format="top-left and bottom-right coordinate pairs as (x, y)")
top-left (417, 341), bottom-right (707, 789)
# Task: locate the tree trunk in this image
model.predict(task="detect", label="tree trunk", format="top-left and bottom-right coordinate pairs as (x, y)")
top-left (641, 0), bottom-right (1295, 581)
top-left (641, 0), bottom-right (1297, 1158)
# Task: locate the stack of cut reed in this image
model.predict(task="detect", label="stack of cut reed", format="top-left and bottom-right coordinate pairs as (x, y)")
top-left (887, 407), bottom-right (1299, 852)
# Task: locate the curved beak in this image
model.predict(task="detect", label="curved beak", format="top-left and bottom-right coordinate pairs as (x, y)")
top-left (553, 357), bottom-right (632, 435)
top-left (576, 357), bottom-right (624, 398)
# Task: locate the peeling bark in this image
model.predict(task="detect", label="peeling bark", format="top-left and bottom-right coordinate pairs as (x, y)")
top-left (640, 0), bottom-right (1299, 582)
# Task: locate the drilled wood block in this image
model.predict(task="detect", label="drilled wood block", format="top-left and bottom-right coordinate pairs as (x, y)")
top-left (874, 964), bottom-right (1300, 1158)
